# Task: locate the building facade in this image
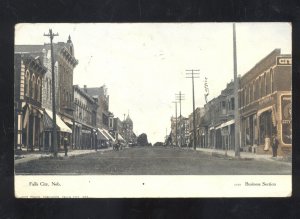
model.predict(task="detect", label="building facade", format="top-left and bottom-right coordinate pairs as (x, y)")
top-left (239, 49), bottom-right (292, 156)
top-left (14, 53), bottom-right (47, 151)
top-left (73, 85), bottom-right (98, 149)
top-left (85, 85), bottom-right (111, 130)
top-left (15, 36), bottom-right (78, 151)
top-left (122, 114), bottom-right (135, 144)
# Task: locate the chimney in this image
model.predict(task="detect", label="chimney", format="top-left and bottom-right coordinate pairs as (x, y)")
top-left (84, 85), bottom-right (87, 93)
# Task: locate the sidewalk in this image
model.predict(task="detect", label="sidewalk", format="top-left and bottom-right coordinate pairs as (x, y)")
top-left (15, 147), bottom-right (113, 165)
top-left (195, 148), bottom-right (291, 164)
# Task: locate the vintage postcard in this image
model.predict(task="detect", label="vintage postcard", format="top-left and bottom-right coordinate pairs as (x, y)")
top-left (14, 23), bottom-right (292, 198)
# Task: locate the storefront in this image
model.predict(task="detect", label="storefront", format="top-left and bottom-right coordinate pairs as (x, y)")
top-left (43, 109), bottom-right (72, 151)
top-left (20, 103), bottom-right (44, 151)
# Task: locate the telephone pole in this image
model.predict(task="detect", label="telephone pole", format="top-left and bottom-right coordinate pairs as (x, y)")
top-left (44, 29), bottom-right (59, 157)
top-left (172, 101), bottom-right (178, 147)
top-left (186, 69), bottom-right (200, 150)
top-left (233, 23), bottom-right (240, 157)
top-left (176, 91), bottom-right (185, 147)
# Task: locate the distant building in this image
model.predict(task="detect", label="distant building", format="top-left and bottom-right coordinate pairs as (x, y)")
top-left (84, 85), bottom-right (111, 130)
top-left (73, 85), bottom-right (98, 149)
top-left (121, 114), bottom-right (135, 144)
top-left (202, 82), bottom-right (235, 150)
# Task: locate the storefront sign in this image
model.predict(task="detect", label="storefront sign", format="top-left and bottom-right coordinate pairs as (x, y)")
top-left (276, 56), bottom-right (292, 66)
top-left (281, 95), bottom-right (292, 144)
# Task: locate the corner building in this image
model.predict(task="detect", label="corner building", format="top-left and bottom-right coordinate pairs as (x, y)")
top-left (238, 49), bottom-right (292, 157)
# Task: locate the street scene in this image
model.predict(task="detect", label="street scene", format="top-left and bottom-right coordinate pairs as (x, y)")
top-left (15, 146), bottom-right (291, 175)
top-left (14, 23), bottom-right (292, 176)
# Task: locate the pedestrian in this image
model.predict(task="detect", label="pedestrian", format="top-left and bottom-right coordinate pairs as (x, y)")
top-left (64, 137), bottom-right (68, 156)
top-left (272, 135), bottom-right (279, 157)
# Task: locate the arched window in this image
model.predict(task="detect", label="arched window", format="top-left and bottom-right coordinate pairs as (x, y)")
top-left (25, 70), bottom-right (30, 97)
top-left (31, 74), bottom-right (36, 99)
top-left (36, 77), bottom-right (41, 101)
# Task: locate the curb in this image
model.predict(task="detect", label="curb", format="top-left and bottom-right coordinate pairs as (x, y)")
top-left (15, 148), bottom-right (113, 165)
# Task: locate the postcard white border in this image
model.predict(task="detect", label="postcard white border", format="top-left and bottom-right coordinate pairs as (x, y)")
top-left (15, 175), bottom-right (291, 198)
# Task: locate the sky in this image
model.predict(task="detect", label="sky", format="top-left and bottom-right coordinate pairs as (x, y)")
top-left (15, 23), bottom-right (291, 143)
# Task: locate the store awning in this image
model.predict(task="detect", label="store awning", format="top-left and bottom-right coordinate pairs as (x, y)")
top-left (61, 116), bottom-right (73, 126)
top-left (220, 119), bottom-right (235, 128)
top-left (44, 109), bottom-right (72, 133)
top-left (102, 129), bottom-right (115, 141)
top-left (97, 128), bottom-right (109, 140)
top-left (117, 134), bottom-right (125, 142)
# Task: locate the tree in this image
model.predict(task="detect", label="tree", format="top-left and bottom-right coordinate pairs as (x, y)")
top-left (137, 133), bottom-right (149, 146)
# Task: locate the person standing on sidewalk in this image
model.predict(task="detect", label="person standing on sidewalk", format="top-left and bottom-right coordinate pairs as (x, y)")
top-left (272, 135), bottom-right (279, 157)
top-left (64, 137), bottom-right (68, 157)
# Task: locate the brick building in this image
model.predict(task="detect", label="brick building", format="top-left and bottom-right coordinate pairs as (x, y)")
top-left (14, 53), bottom-right (47, 151)
top-left (73, 85), bottom-right (98, 149)
top-left (238, 49), bottom-right (292, 156)
top-left (202, 82), bottom-right (235, 150)
top-left (15, 36), bottom-right (78, 151)
top-left (84, 85), bottom-right (112, 130)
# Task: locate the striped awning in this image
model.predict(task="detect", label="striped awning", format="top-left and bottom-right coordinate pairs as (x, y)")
top-left (102, 129), bottom-right (115, 142)
top-left (97, 128), bottom-right (109, 141)
top-left (117, 134), bottom-right (125, 142)
top-left (44, 109), bottom-right (72, 133)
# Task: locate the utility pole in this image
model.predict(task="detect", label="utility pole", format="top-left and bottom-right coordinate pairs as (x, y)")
top-left (172, 101), bottom-right (178, 147)
top-left (233, 23), bottom-right (240, 157)
top-left (186, 69), bottom-right (200, 150)
top-left (44, 29), bottom-right (59, 157)
top-left (176, 91), bottom-right (185, 147)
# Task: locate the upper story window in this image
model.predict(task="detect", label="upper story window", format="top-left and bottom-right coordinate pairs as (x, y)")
top-left (270, 68), bottom-right (274, 93)
top-left (31, 74), bottom-right (36, 100)
top-left (263, 72), bottom-right (267, 96)
top-left (36, 77), bottom-right (41, 102)
top-left (25, 70), bottom-right (30, 97)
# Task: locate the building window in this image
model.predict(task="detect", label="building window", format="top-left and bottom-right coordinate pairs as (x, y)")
top-left (267, 72), bottom-right (270, 94)
top-left (31, 74), bottom-right (36, 99)
top-left (264, 73), bottom-right (267, 96)
top-left (36, 77), bottom-right (41, 102)
top-left (258, 76), bottom-right (262, 99)
top-left (252, 82), bottom-right (255, 101)
top-left (25, 70), bottom-right (30, 97)
top-left (270, 68), bottom-right (274, 93)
